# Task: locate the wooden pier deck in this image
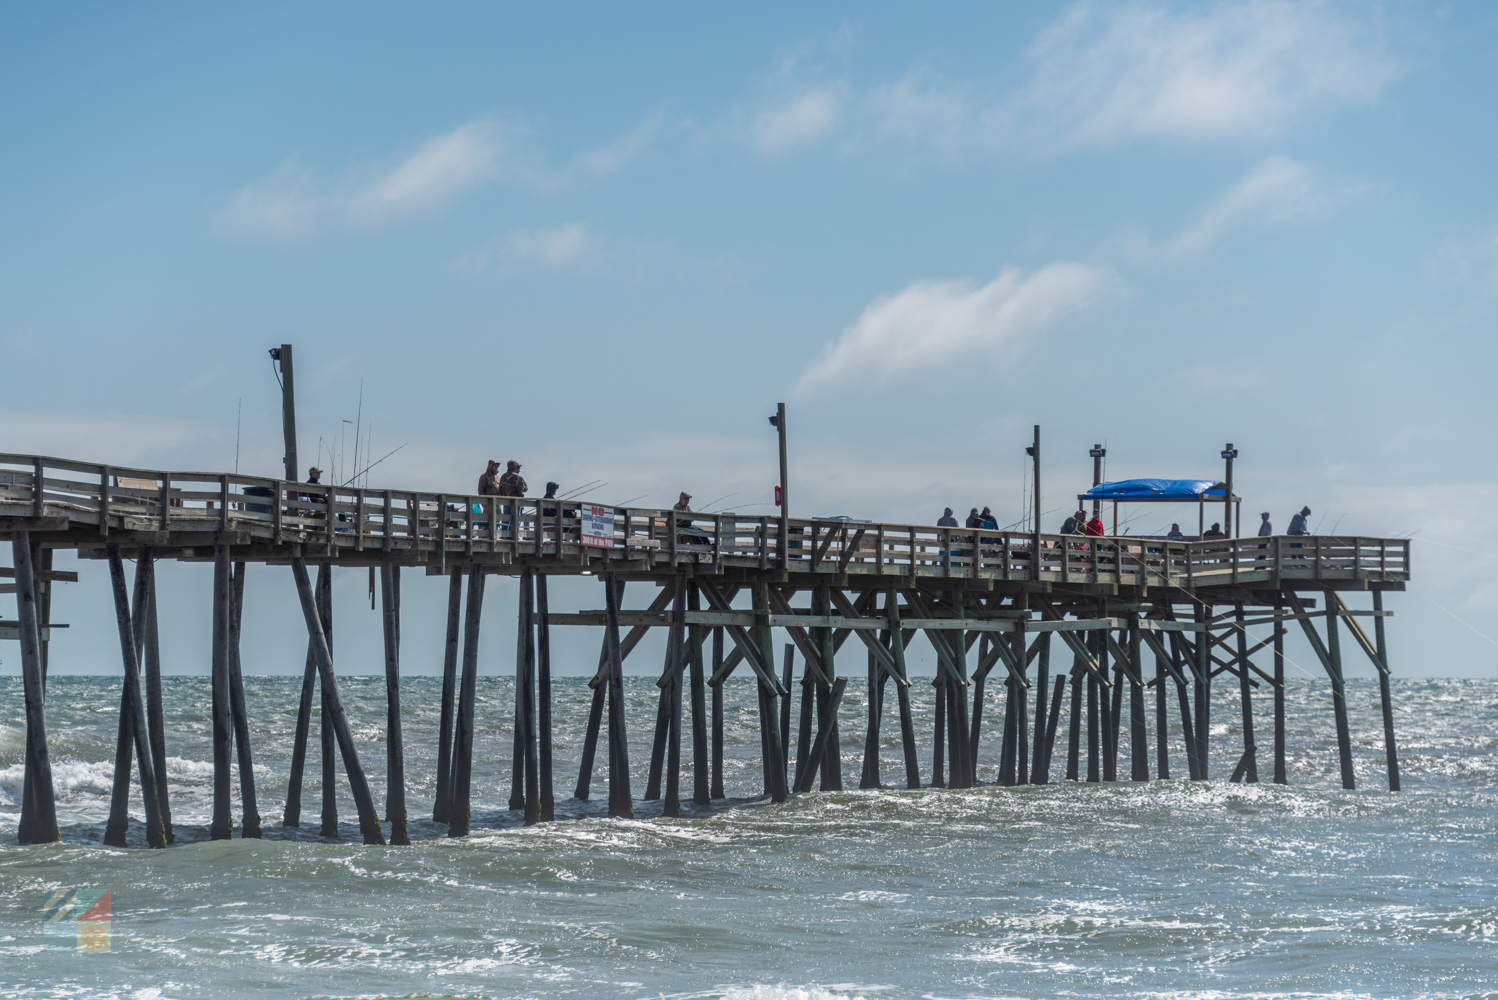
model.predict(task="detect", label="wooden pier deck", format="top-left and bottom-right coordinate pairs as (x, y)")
top-left (2, 451), bottom-right (1409, 847)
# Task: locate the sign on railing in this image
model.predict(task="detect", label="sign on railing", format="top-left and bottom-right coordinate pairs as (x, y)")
top-left (580, 505), bottom-right (615, 549)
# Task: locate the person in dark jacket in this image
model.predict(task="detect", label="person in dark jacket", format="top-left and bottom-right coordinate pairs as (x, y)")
top-left (1203, 522), bottom-right (1226, 539)
top-left (965, 507), bottom-right (982, 528)
top-left (1061, 510), bottom-right (1085, 534)
top-left (1257, 512), bottom-right (1273, 536)
top-left (937, 508), bottom-right (958, 527)
top-left (980, 507), bottom-right (997, 530)
top-left (478, 460), bottom-right (502, 496)
top-left (498, 460), bottom-right (527, 497)
top-left (1287, 507), bottom-right (1311, 535)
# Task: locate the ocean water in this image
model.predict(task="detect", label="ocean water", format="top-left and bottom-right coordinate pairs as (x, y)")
top-left (1, 673), bottom-right (1495, 999)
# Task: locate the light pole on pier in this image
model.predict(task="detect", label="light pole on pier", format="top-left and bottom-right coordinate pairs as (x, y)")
top-left (1089, 444), bottom-right (1106, 517)
top-left (1025, 426), bottom-right (1040, 570)
top-left (269, 345), bottom-right (298, 481)
top-left (769, 403), bottom-right (788, 567)
top-left (1221, 443), bottom-right (1238, 538)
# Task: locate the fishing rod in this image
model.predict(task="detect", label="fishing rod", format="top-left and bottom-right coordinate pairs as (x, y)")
top-left (341, 442), bottom-right (408, 487)
top-left (557, 480), bottom-right (603, 501)
top-left (701, 492), bottom-right (737, 512)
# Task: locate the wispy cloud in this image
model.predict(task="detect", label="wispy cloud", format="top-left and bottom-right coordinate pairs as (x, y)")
top-left (218, 120), bottom-right (513, 238)
top-left (746, 1), bottom-right (1397, 158)
top-left (218, 113), bottom-right (667, 239)
top-left (502, 223), bottom-right (596, 266)
top-left (751, 86), bottom-right (847, 155)
top-left (1165, 155), bottom-right (1363, 257)
top-left (798, 262), bottom-right (1115, 389)
top-left (1020, 1), bottom-right (1398, 146)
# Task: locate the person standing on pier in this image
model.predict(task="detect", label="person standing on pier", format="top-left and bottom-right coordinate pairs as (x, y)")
top-left (1061, 510), bottom-right (1085, 534)
top-left (478, 460), bottom-right (502, 496)
top-left (1287, 507), bottom-right (1311, 535)
top-left (1258, 512), bottom-right (1274, 536)
top-left (965, 507), bottom-right (982, 529)
top-left (980, 507), bottom-right (997, 530)
top-left (1085, 513), bottom-right (1104, 536)
top-left (498, 460), bottom-right (527, 497)
top-left (1166, 523), bottom-right (1184, 539)
top-left (301, 466), bottom-right (327, 518)
top-left (937, 508), bottom-right (958, 527)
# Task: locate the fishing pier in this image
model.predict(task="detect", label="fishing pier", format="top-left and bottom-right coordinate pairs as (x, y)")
top-left (2, 449), bottom-right (1409, 847)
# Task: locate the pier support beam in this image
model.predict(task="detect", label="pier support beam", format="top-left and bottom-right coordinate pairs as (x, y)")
top-left (229, 562), bottom-right (261, 837)
top-left (1032, 631), bottom-right (1052, 784)
top-left (604, 571), bottom-right (634, 818)
top-left (1129, 617), bottom-right (1148, 782)
top-left (450, 566), bottom-right (486, 836)
top-left (688, 583), bottom-right (710, 807)
top-left (13, 533), bottom-right (57, 845)
top-left (537, 574), bottom-right (556, 820)
top-left (1273, 592), bottom-right (1287, 785)
top-left (291, 557), bottom-right (384, 845)
top-left (710, 627), bottom-right (725, 800)
top-left (432, 569), bottom-right (462, 824)
top-left (1231, 604), bottom-right (1259, 784)
top-left (142, 555), bottom-right (172, 842)
top-left (664, 574), bottom-right (687, 817)
top-left (381, 563), bottom-right (410, 845)
top-left (283, 564), bottom-right (327, 829)
top-left (1374, 591), bottom-right (1400, 792)
top-left (211, 544), bottom-right (234, 840)
top-left (103, 545), bottom-right (166, 848)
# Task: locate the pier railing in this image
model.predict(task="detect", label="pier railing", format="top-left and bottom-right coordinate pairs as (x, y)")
top-left (0, 453), bottom-right (1409, 587)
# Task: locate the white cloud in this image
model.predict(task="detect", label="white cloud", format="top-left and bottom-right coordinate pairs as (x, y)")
top-left (751, 86), bottom-right (846, 155)
top-left (798, 262), bottom-right (1115, 389)
top-left (503, 223), bottom-right (595, 266)
top-left (1166, 155), bottom-right (1357, 257)
top-left (1021, 1), bottom-right (1397, 145)
top-left (218, 120), bottom-right (510, 238)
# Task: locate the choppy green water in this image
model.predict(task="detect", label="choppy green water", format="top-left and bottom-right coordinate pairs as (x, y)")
top-left (2, 674), bottom-right (1495, 999)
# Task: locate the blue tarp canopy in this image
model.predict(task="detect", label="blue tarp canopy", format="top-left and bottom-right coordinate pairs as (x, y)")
top-left (1080, 479), bottom-right (1231, 502)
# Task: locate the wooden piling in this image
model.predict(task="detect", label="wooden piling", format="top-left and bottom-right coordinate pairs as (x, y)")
top-left (433, 569), bottom-right (462, 823)
top-left (1324, 594), bottom-right (1356, 791)
top-left (381, 563), bottom-right (410, 844)
top-left (12, 533), bottom-right (58, 845)
top-left (318, 564), bottom-right (338, 839)
top-left (753, 582), bottom-right (788, 803)
top-left (664, 574), bottom-right (687, 817)
top-left (104, 552), bottom-right (149, 848)
top-left (1129, 618), bottom-right (1148, 782)
top-left (933, 674), bottom-right (948, 788)
top-left (283, 564), bottom-right (327, 828)
top-left (521, 568), bottom-right (540, 826)
top-left (1031, 632), bottom-right (1051, 784)
top-left (688, 584), bottom-right (709, 806)
top-left (1194, 602), bottom-right (1211, 779)
top-left (1041, 673), bottom-right (1065, 781)
top-left (779, 643), bottom-right (794, 775)
top-left (969, 635), bottom-right (987, 781)
top-left (1233, 604), bottom-right (1258, 783)
top-left (142, 557), bottom-right (172, 842)
top-left (290, 558), bottom-right (385, 845)
top-left (1066, 656), bottom-right (1083, 781)
top-left (860, 642), bottom-right (886, 789)
top-left (211, 544), bottom-right (234, 840)
top-left (1373, 591), bottom-right (1400, 792)
top-left (796, 676), bottom-right (848, 793)
top-left (710, 627), bottom-right (726, 800)
top-left (103, 545), bottom-right (165, 847)
top-left (449, 565), bottom-right (486, 836)
top-left (1013, 622), bottom-right (1028, 786)
top-left (1103, 626), bottom-right (1121, 782)
top-left (1273, 592), bottom-right (1287, 785)
top-left (815, 588), bottom-right (843, 791)
top-left (510, 567), bottom-right (531, 813)
top-left (603, 571), bottom-right (634, 818)
top-left (537, 573), bottom-right (557, 819)
top-left (1086, 662), bottom-right (1100, 783)
top-left (229, 562), bottom-right (262, 836)
top-left (1154, 614), bottom-right (1169, 780)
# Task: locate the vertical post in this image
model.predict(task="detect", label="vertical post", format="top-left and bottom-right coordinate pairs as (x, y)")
top-left (1234, 604), bottom-right (1258, 783)
top-left (1155, 618), bottom-right (1169, 780)
top-left (1029, 426), bottom-right (1041, 579)
top-left (449, 566), bottom-right (486, 836)
top-left (210, 544), bottom-right (234, 840)
top-left (934, 673), bottom-right (948, 788)
top-left (1012, 619), bottom-right (1027, 786)
top-left (1065, 653), bottom-right (1083, 781)
top-left (779, 643), bottom-right (794, 775)
top-left (1326, 596), bottom-right (1356, 791)
top-left (688, 584), bottom-right (710, 806)
top-left (862, 640), bottom-right (886, 789)
top-left (1031, 631), bottom-right (1051, 784)
top-left (142, 557), bottom-right (172, 842)
top-left (1373, 591), bottom-right (1400, 791)
top-left (1090, 444), bottom-right (1105, 517)
top-left (1042, 673), bottom-right (1065, 780)
top-left (817, 588), bottom-right (842, 791)
top-left (537, 574), bottom-right (557, 820)
top-left (381, 563), bottom-right (410, 844)
top-left (229, 562), bottom-right (261, 837)
top-left (290, 558), bottom-right (385, 844)
top-left (754, 581), bottom-right (788, 802)
top-left (13, 534), bottom-right (57, 845)
top-left (604, 571), bottom-right (635, 818)
top-left (887, 589), bottom-right (922, 789)
top-left (1222, 443), bottom-right (1236, 538)
top-left (1274, 592), bottom-right (1288, 785)
top-left (1129, 617), bottom-right (1148, 781)
top-left (433, 569), bottom-right (462, 823)
top-left (969, 635), bottom-right (987, 780)
top-left (664, 574), bottom-right (686, 817)
top-left (1086, 645), bottom-right (1100, 783)
top-left (276, 344), bottom-right (298, 482)
top-left (776, 402), bottom-right (789, 568)
top-left (711, 626), bottom-right (726, 800)
top-left (106, 552), bottom-right (151, 847)
top-left (521, 569), bottom-right (540, 825)
top-left (1195, 602), bottom-right (1211, 779)
top-left (510, 568), bottom-right (534, 813)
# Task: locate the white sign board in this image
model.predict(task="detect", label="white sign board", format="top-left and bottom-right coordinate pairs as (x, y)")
top-left (580, 505), bottom-right (615, 549)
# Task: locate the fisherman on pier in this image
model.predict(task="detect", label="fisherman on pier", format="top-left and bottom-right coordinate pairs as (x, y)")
top-left (478, 459), bottom-right (502, 496)
top-left (498, 460), bottom-right (527, 497)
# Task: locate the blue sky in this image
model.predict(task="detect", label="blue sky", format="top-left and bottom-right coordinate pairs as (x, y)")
top-left (3, 1), bottom-right (1497, 680)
